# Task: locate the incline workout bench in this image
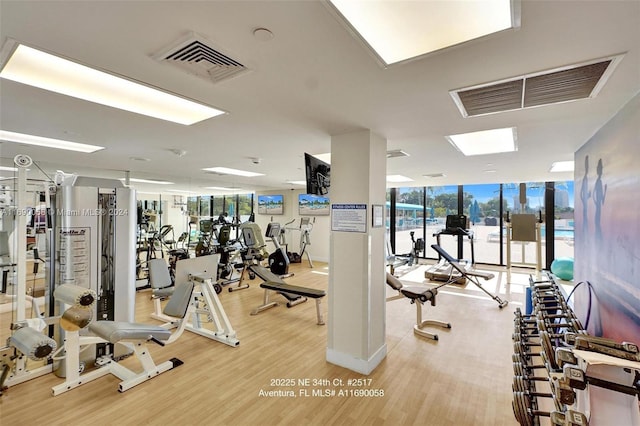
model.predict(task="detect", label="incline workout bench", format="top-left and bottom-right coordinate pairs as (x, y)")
top-left (430, 244), bottom-right (508, 309)
top-left (249, 264), bottom-right (326, 325)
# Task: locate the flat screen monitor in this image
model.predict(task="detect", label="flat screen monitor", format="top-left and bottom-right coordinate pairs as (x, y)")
top-left (257, 194), bottom-right (283, 215)
top-left (174, 254), bottom-right (220, 286)
top-left (304, 153), bottom-right (330, 196)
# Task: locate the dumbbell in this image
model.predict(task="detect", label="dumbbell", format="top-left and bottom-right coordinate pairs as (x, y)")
top-left (513, 375), bottom-right (549, 393)
top-left (537, 318), bottom-right (584, 335)
top-left (560, 363), bottom-right (640, 396)
top-left (536, 310), bottom-right (582, 327)
top-left (550, 410), bottom-right (590, 426)
top-left (565, 333), bottom-right (640, 361)
top-left (513, 360), bottom-right (547, 377)
top-left (514, 340), bottom-right (542, 357)
top-left (512, 390), bottom-right (563, 426)
top-left (532, 296), bottom-right (570, 312)
top-left (513, 329), bottom-right (565, 342)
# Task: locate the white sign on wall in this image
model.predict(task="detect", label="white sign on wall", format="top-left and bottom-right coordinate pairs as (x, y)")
top-left (331, 204), bottom-right (367, 233)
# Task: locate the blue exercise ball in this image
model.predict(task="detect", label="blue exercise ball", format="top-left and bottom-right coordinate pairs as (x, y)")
top-left (551, 257), bottom-right (574, 281)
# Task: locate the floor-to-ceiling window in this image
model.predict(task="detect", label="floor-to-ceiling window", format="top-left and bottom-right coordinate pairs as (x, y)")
top-left (394, 187), bottom-right (425, 256)
top-left (463, 183), bottom-right (502, 264)
top-left (502, 182), bottom-right (546, 268)
top-left (553, 181), bottom-right (574, 259)
top-left (426, 185), bottom-right (459, 259)
top-left (387, 181), bottom-right (572, 268)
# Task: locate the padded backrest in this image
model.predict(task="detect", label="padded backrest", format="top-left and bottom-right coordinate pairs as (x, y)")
top-left (249, 264), bottom-right (285, 285)
top-left (430, 244), bottom-right (464, 274)
top-left (148, 258), bottom-right (172, 289)
top-left (163, 281), bottom-right (194, 318)
top-left (385, 273), bottom-right (403, 291)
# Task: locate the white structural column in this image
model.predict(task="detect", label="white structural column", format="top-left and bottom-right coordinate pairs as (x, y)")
top-left (326, 129), bottom-right (387, 374)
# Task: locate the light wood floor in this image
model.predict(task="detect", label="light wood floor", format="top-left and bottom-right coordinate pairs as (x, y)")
top-left (0, 261), bottom-right (529, 426)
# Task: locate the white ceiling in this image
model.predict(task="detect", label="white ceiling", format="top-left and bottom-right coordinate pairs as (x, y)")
top-left (1, 1), bottom-right (639, 195)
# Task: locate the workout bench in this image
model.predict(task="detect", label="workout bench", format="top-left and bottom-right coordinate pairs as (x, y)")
top-left (386, 273), bottom-right (451, 340)
top-left (249, 264), bottom-right (326, 325)
top-left (430, 244), bottom-right (508, 309)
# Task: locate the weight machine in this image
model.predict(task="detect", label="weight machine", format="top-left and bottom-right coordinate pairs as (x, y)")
top-left (505, 211), bottom-right (543, 283)
top-left (0, 155), bottom-right (137, 391)
top-left (425, 214), bottom-right (474, 284)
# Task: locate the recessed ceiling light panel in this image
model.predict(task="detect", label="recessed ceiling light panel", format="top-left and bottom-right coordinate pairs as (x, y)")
top-left (121, 178), bottom-right (174, 185)
top-left (446, 127), bottom-right (517, 156)
top-left (203, 167), bottom-right (265, 177)
top-left (550, 161), bottom-right (574, 172)
top-left (0, 40), bottom-right (225, 125)
top-left (328, 0), bottom-right (518, 65)
top-left (386, 175), bottom-right (413, 183)
top-left (0, 129), bottom-right (104, 153)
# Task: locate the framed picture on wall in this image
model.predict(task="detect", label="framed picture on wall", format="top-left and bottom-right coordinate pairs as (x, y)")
top-left (299, 194), bottom-right (330, 216)
top-left (257, 194), bottom-right (284, 215)
top-left (372, 204), bottom-right (384, 228)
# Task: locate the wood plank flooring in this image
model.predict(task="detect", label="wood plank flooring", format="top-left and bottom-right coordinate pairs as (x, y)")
top-left (0, 261), bottom-right (528, 426)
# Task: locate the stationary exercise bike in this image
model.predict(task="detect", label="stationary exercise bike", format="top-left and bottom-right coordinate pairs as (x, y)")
top-left (265, 222), bottom-right (305, 306)
top-left (265, 222), bottom-right (291, 277)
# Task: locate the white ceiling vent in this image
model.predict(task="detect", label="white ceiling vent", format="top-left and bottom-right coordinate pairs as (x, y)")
top-left (386, 149), bottom-right (409, 158)
top-left (450, 54), bottom-right (624, 117)
top-left (153, 33), bottom-right (249, 84)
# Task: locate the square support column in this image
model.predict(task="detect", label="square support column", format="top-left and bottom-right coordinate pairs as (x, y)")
top-left (326, 129), bottom-right (387, 374)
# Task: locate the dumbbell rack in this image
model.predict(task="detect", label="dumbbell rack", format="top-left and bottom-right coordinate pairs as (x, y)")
top-left (512, 273), bottom-right (640, 426)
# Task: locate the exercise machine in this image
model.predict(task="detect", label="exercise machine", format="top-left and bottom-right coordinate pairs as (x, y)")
top-left (51, 282), bottom-right (192, 395)
top-left (265, 222), bottom-right (291, 277)
top-left (386, 272), bottom-right (451, 340)
top-left (387, 230), bottom-right (424, 275)
top-left (430, 244), bottom-right (508, 308)
top-left (425, 214), bottom-right (473, 284)
top-left (150, 255), bottom-right (239, 348)
top-left (249, 264), bottom-right (326, 325)
top-left (505, 211), bottom-right (543, 283)
top-left (282, 217), bottom-right (315, 267)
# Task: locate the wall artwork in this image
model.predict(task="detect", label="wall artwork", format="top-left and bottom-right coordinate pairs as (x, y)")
top-left (299, 194), bottom-right (330, 216)
top-left (573, 93), bottom-right (640, 344)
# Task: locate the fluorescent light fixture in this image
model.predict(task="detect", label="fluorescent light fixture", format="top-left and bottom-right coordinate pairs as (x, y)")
top-left (166, 189), bottom-right (197, 194)
top-left (550, 161), bottom-right (574, 172)
top-left (0, 129), bottom-right (104, 153)
top-left (286, 180), bottom-right (307, 186)
top-left (120, 178), bottom-right (174, 185)
top-left (0, 166), bottom-right (18, 172)
top-left (328, 0), bottom-right (517, 65)
top-left (386, 175), bottom-right (413, 183)
top-left (0, 41), bottom-right (225, 125)
top-left (423, 173), bottom-right (446, 178)
top-left (205, 186), bottom-right (238, 191)
top-left (202, 167), bottom-right (264, 177)
top-left (446, 127), bottom-right (517, 156)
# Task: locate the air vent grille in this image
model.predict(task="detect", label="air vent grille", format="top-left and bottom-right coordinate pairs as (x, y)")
top-left (451, 56), bottom-right (622, 117)
top-left (154, 34), bottom-right (249, 84)
top-left (457, 80), bottom-right (523, 117)
top-left (523, 60), bottom-right (611, 108)
top-left (386, 149), bottom-right (410, 158)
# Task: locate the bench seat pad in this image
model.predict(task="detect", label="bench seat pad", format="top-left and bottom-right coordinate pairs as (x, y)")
top-left (260, 281), bottom-right (326, 299)
top-left (400, 286), bottom-right (437, 303)
top-left (89, 321), bottom-right (171, 344)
